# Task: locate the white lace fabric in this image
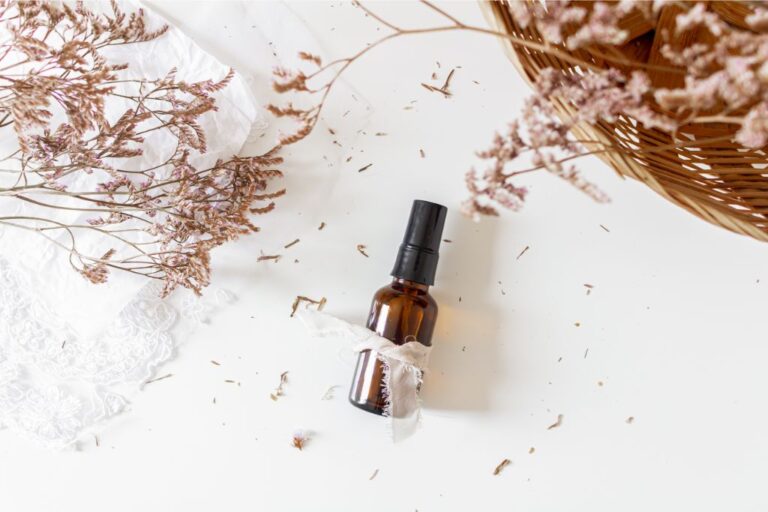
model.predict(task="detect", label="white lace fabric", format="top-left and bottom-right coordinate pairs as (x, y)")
top-left (0, 257), bottom-right (176, 449)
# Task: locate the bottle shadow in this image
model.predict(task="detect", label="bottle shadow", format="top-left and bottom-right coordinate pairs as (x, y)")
top-left (420, 214), bottom-right (504, 412)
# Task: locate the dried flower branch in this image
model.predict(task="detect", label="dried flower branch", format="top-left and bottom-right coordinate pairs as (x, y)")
top-left (0, 0), bottom-right (285, 295)
top-left (267, 1), bottom-right (633, 214)
top-left (270, 1), bottom-right (768, 227)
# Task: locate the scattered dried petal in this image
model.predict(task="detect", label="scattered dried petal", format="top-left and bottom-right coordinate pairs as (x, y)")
top-left (292, 429), bottom-right (310, 450)
top-left (547, 414), bottom-right (563, 430)
top-left (493, 458), bottom-right (511, 475)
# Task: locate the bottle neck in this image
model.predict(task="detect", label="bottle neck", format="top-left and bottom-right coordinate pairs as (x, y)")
top-left (392, 277), bottom-right (430, 293)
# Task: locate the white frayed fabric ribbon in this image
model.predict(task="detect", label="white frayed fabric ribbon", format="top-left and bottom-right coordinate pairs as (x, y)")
top-left (297, 310), bottom-right (430, 441)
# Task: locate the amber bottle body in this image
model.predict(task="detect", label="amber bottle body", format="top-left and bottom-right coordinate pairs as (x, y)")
top-left (348, 278), bottom-right (438, 415)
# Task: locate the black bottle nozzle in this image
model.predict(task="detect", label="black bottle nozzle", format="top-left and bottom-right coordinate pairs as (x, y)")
top-left (390, 200), bottom-right (447, 286)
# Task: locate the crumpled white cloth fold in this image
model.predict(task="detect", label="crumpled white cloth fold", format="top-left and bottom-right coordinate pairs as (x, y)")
top-left (298, 310), bottom-right (431, 442)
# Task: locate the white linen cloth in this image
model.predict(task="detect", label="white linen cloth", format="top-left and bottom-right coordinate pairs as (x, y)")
top-left (298, 310), bottom-right (431, 442)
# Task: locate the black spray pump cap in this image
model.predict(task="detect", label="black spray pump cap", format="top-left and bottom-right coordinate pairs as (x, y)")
top-left (390, 200), bottom-right (448, 286)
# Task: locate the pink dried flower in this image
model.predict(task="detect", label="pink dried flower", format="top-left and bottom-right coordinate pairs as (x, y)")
top-left (746, 7), bottom-right (768, 31)
top-left (736, 103), bottom-right (768, 148)
top-left (534, 1), bottom-right (587, 44)
top-left (566, 2), bottom-right (630, 49)
top-left (272, 67), bottom-right (309, 93)
top-left (508, 1), bottom-right (533, 29)
top-left (79, 249), bottom-right (116, 285)
top-left (675, 3), bottom-right (726, 37)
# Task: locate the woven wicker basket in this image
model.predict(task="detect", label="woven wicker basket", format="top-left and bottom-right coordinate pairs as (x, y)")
top-left (483, 1), bottom-right (768, 242)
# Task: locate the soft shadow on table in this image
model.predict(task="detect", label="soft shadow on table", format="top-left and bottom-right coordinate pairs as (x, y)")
top-left (420, 215), bottom-right (503, 412)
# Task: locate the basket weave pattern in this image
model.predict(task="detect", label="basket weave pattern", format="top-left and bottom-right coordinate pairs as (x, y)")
top-left (484, 1), bottom-right (768, 242)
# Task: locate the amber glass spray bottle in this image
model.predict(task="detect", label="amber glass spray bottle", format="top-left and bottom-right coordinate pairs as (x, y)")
top-left (349, 199), bottom-right (447, 415)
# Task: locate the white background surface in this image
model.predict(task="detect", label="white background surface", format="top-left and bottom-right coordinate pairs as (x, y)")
top-left (2, 2), bottom-right (768, 511)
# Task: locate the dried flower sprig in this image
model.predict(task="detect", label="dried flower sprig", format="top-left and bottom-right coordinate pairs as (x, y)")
top-left (0, 0), bottom-right (285, 295)
top-left (270, 1), bottom-right (768, 220)
top-left (464, 68), bottom-right (679, 217)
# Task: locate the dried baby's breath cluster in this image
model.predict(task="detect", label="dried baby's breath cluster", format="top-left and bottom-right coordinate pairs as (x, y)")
top-left (1, 1), bottom-right (283, 295)
top-left (270, 1), bottom-right (768, 220)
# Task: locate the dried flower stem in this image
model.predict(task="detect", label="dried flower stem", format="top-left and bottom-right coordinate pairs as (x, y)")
top-left (493, 458), bottom-right (511, 475)
top-left (144, 373), bottom-right (174, 385)
top-left (547, 413), bottom-right (564, 430)
top-left (290, 295), bottom-right (327, 317)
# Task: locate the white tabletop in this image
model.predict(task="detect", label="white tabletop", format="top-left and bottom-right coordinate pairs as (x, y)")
top-left (2, 2), bottom-right (767, 511)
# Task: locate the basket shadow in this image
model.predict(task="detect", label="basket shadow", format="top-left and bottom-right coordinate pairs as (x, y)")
top-left (420, 214), bottom-right (503, 412)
